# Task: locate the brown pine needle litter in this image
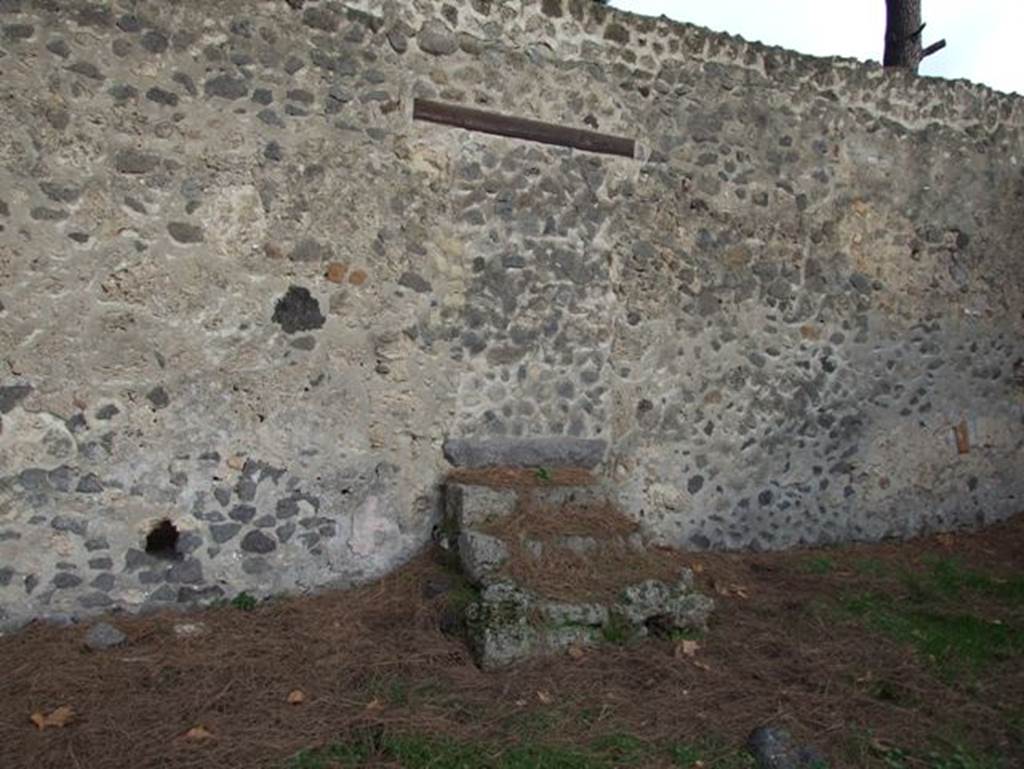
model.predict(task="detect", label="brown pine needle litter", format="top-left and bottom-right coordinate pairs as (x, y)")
top-left (0, 514), bottom-right (1021, 769)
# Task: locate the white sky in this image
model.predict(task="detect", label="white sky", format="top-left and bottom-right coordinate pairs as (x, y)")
top-left (611, 1), bottom-right (1024, 96)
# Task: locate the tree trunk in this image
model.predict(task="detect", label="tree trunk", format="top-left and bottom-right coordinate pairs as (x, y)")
top-left (884, 0), bottom-right (923, 71)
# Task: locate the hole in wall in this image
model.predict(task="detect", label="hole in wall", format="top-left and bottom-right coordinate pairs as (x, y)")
top-left (145, 519), bottom-right (180, 560)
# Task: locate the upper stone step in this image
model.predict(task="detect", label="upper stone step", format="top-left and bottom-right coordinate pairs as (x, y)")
top-left (442, 437), bottom-right (607, 470)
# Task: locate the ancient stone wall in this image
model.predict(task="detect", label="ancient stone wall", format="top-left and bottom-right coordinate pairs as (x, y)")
top-left (1, 0), bottom-right (1022, 629)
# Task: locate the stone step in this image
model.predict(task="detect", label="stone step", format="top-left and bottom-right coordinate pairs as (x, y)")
top-left (440, 468), bottom-right (715, 670)
top-left (442, 436), bottom-right (607, 469)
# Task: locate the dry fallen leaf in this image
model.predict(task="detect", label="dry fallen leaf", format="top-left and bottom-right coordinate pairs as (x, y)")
top-left (536, 690), bottom-right (553, 705)
top-left (183, 725), bottom-right (214, 740)
top-left (690, 562), bottom-right (705, 574)
top-left (693, 661), bottom-right (712, 672)
top-left (226, 455), bottom-right (246, 470)
top-left (287, 689), bottom-right (305, 705)
top-left (674, 639), bottom-right (700, 658)
top-left (567, 644), bottom-right (585, 660)
top-left (30, 705), bottom-right (74, 730)
top-left (365, 697), bottom-right (384, 711)
top-left (514, 699), bottom-right (527, 707)
top-left (936, 533), bottom-right (955, 548)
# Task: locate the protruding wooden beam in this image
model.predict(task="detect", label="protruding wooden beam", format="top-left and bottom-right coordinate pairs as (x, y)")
top-left (412, 98), bottom-right (635, 159)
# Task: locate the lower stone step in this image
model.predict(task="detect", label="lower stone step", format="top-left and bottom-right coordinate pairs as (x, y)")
top-left (442, 468), bottom-right (715, 669)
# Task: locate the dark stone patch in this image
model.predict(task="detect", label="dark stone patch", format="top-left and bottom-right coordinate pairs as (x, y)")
top-left (257, 108), bottom-right (284, 127)
top-left (146, 86), bottom-right (179, 107)
top-left (146, 386), bottom-right (170, 409)
top-left (46, 38), bottom-right (71, 58)
top-left (19, 467), bottom-right (49, 490)
top-left (149, 584), bottom-right (178, 602)
top-left (276, 523), bottom-right (296, 543)
top-left (603, 23), bottom-right (629, 44)
top-left (166, 558), bottom-right (203, 584)
top-left (541, 0), bottom-right (563, 18)
top-left (443, 437), bottom-right (606, 469)
top-left (213, 486), bottom-right (231, 507)
top-left (67, 60), bottom-right (104, 80)
top-left (85, 537), bottom-right (109, 551)
top-left (141, 30), bottom-right (169, 53)
top-left (112, 38), bottom-right (132, 57)
top-left (76, 474), bottom-right (104, 493)
top-left (123, 196), bottom-right (148, 214)
top-left (418, 21), bottom-right (457, 55)
top-left (52, 573), bottom-right (82, 589)
top-left (289, 238), bottom-right (331, 262)
top-left (76, 6), bottom-right (113, 28)
top-left (114, 149), bottom-right (160, 174)
top-left (687, 475), bottom-right (705, 494)
top-left (398, 271), bottom-right (432, 294)
top-left (252, 88), bottom-right (273, 105)
top-left (272, 286), bottom-right (325, 334)
top-left (0, 567), bottom-right (13, 586)
top-left (387, 27), bottom-right (407, 53)
top-left (45, 108), bottom-right (70, 130)
top-left (172, 72), bottom-right (197, 96)
top-left (284, 56), bottom-right (304, 74)
top-left (80, 591), bottom-right (114, 607)
top-left (254, 515), bottom-right (276, 528)
top-left (167, 222), bottom-right (204, 243)
top-left (303, 6), bottom-right (338, 32)
top-left (30, 206), bottom-right (68, 221)
top-left (40, 183), bottom-right (81, 206)
top-left (229, 504), bottom-right (256, 523)
top-left (0, 384), bottom-right (31, 413)
top-left (3, 23), bottom-right (33, 40)
top-left (68, 232), bottom-right (91, 243)
top-left (264, 141), bottom-right (282, 161)
top-left (48, 465), bottom-right (76, 492)
top-left (290, 336), bottom-right (315, 351)
top-left (95, 403), bottom-right (119, 420)
top-left (88, 557), bottom-right (113, 570)
top-left (286, 88), bottom-right (314, 104)
top-left (204, 74), bottom-right (249, 100)
top-left (241, 530), bottom-right (276, 553)
top-left (210, 522), bottom-right (241, 543)
top-left (109, 83), bottom-right (138, 102)
top-left (89, 573), bottom-right (115, 590)
top-left (116, 13), bottom-right (142, 33)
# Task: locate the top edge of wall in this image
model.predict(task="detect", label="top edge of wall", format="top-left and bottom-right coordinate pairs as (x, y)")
top-left (337, 0), bottom-right (1024, 134)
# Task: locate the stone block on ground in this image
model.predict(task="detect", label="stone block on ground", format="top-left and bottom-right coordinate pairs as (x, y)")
top-left (445, 483), bottom-right (519, 530)
top-left (84, 621), bottom-right (126, 650)
top-left (746, 726), bottom-right (828, 769)
top-left (457, 530), bottom-right (509, 585)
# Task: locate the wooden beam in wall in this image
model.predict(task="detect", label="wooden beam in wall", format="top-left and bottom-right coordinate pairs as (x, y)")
top-left (412, 98), bottom-right (635, 159)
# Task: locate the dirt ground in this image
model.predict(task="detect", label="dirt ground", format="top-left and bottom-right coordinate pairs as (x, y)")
top-left (2, 513), bottom-right (1023, 769)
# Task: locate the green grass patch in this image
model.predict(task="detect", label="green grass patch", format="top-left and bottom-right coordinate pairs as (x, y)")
top-left (843, 592), bottom-right (1023, 673)
top-left (910, 558), bottom-right (1024, 606)
top-left (288, 731), bottom-right (754, 769)
top-left (799, 556), bottom-right (837, 575)
top-left (668, 739), bottom-right (756, 768)
top-left (600, 611), bottom-right (635, 645)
